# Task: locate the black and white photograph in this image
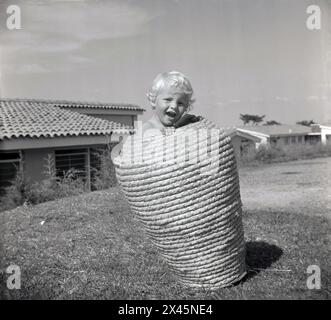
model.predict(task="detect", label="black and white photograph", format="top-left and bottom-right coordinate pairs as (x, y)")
top-left (0, 0), bottom-right (330, 303)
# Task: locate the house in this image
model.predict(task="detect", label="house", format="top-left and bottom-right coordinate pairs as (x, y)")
top-left (229, 123), bottom-right (331, 158)
top-left (39, 98), bottom-right (144, 127)
top-left (307, 123), bottom-right (331, 144)
top-left (235, 124), bottom-right (313, 148)
top-left (226, 128), bottom-right (262, 159)
top-left (0, 99), bottom-right (145, 194)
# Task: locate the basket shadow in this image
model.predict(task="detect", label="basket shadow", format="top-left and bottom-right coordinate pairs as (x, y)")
top-left (240, 240), bottom-right (283, 284)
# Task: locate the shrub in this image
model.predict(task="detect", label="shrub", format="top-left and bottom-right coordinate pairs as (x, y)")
top-left (255, 145), bottom-right (285, 162)
top-left (91, 145), bottom-right (118, 190)
top-left (0, 164), bottom-right (31, 211)
top-left (0, 154), bottom-right (88, 211)
top-left (238, 142), bottom-right (331, 166)
top-left (0, 147), bottom-right (121, 212)
top-left (27, 154), bottom-right (87, 204)
top-left (281, 142), bottom-right (331, 160)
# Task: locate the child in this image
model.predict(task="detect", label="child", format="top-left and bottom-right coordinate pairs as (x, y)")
top-left (113, 71), bottom-right (202, 159)
top-left (114, 72), bottom-right (246, 290)
top-left (143, 71), bottom-right (202, 134)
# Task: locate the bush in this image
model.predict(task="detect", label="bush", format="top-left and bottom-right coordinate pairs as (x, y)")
top-left (91, 145), bottom-right (118, 190)
top-left (27, 155), bottom-right (87, 205)
top-left (0, 147), bottom-right (120, 211)
top-left (0, 166), bottom-right (31, 211)
top-left (239, 142), bottom-right (331, 166)
top-left (255, 145), bottom-right (285, 162)
top-left (282, 142), bottom-right (331, 160)
top-left (0, 155), bottom-right (88, 211)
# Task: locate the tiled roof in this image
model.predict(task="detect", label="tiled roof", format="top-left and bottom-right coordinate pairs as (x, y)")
top-left (319, 122), bottom-right (331, 127)
top-left (237, 124), bottom-right (311, 136)
top-left (0, 98), bottom-right (145, 112)
top-left (0, 99), bottom-right (134, 140)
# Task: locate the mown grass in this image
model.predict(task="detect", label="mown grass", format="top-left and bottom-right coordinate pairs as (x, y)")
top-left (0, 188), bottom-right (330, 300)
top-left (1, 143), bottom-right (330, 213)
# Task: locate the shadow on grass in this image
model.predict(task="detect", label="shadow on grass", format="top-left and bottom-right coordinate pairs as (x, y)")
top-left (241, 241), bottom-right (283, 283)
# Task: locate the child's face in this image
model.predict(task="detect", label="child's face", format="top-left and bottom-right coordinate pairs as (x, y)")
top-left (154, 84), bottom-right (190, 127)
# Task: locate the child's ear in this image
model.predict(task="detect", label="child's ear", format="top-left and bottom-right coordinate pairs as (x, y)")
top-left (146, 92), bottom-right (156, 109)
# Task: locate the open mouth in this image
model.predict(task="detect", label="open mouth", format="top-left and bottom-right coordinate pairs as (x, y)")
top-left (165, 110), bottom-right (177, 119)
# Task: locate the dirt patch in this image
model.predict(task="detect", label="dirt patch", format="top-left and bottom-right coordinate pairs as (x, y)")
top-left (239, 157), bottom-right (331, 219)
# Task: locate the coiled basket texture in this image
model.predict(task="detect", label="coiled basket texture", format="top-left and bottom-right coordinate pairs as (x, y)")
top-left (113, 118), bottom-right (246, 290)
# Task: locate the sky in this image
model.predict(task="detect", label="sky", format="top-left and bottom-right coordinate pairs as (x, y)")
top-left (0, 0), bottom-right (330, 126)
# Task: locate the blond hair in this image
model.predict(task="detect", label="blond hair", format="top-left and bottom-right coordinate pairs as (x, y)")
top-left (146, 71), bottom-right (195, 109)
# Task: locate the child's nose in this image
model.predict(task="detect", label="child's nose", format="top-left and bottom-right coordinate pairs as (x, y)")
top-left (169, 102), bottom-right (178, 109)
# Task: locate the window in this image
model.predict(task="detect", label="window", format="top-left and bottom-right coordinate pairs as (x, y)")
top-left (270, 138), bottom-right (277, 147)
top-left (55, 145), bottom-right (117, 190)
top-left (55, 149), bottom-right (88, 179)
top-left (298, 136), bottom-right (303, 143)
top-left (0, 151), bottom-right (21, 195)
top-left (291, 136), bottom-right (296, 144)
top-left (284, 137), bottom-right (289, 145)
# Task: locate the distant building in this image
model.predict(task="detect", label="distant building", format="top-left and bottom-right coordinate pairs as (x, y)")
top-left (0, 99), bottom-right (144, 194)
top-left (231, 123), bottom-right (331, 158)
top-left (226, 128), bottom-right (262, 159)
top-left (308, 123), bottom-right (331, 145)
top-left (236, 124), bottom-right (311, 148)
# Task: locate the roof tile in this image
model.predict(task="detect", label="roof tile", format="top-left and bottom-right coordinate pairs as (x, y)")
top-left (237, 124), bottom-right (311, 136)
top-left (0, 99), bottom-right (134, 140)
top-left (0, 98), bottom-right (145, 112)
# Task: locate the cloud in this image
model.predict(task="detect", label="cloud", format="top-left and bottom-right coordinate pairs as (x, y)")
top-left (0, 0), bottom-right (159, 76)
top-left (306, 95), bottom-right (330, 101)
top-left (251, 97), bottom-right (264, 102)
top-left (306, 95), bottom-right (319, 101)
top-left (275, 96), bottom-right (289, 101)
top-left (216, 101), bottom-right (225, 106)
top-left (1, 1), bottom-right (158, 54)
top-left (319, 82), bottom-right (331, 88)
top-left (3, 0), bottom-right (158, 47)
top-left (15, 64), bottom-right (50, 74)
top-left (1, 63), bottom-right (50, 75)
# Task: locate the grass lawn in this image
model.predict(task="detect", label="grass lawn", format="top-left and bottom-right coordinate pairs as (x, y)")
top-left (0, 186), bottom-right (330, 300)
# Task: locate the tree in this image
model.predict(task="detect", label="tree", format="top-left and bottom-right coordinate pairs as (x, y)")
top-left (240, 114), bottom-right (265, 126)
top-left (240, 114), bottom-right (250, 125)
top-left (296, 120), bottom-right (316, 127)
top-left (264, 120), bottom-right (281, 126)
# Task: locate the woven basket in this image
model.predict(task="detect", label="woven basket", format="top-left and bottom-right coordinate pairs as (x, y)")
top-left (113, 118), bottom-right (246, 290)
